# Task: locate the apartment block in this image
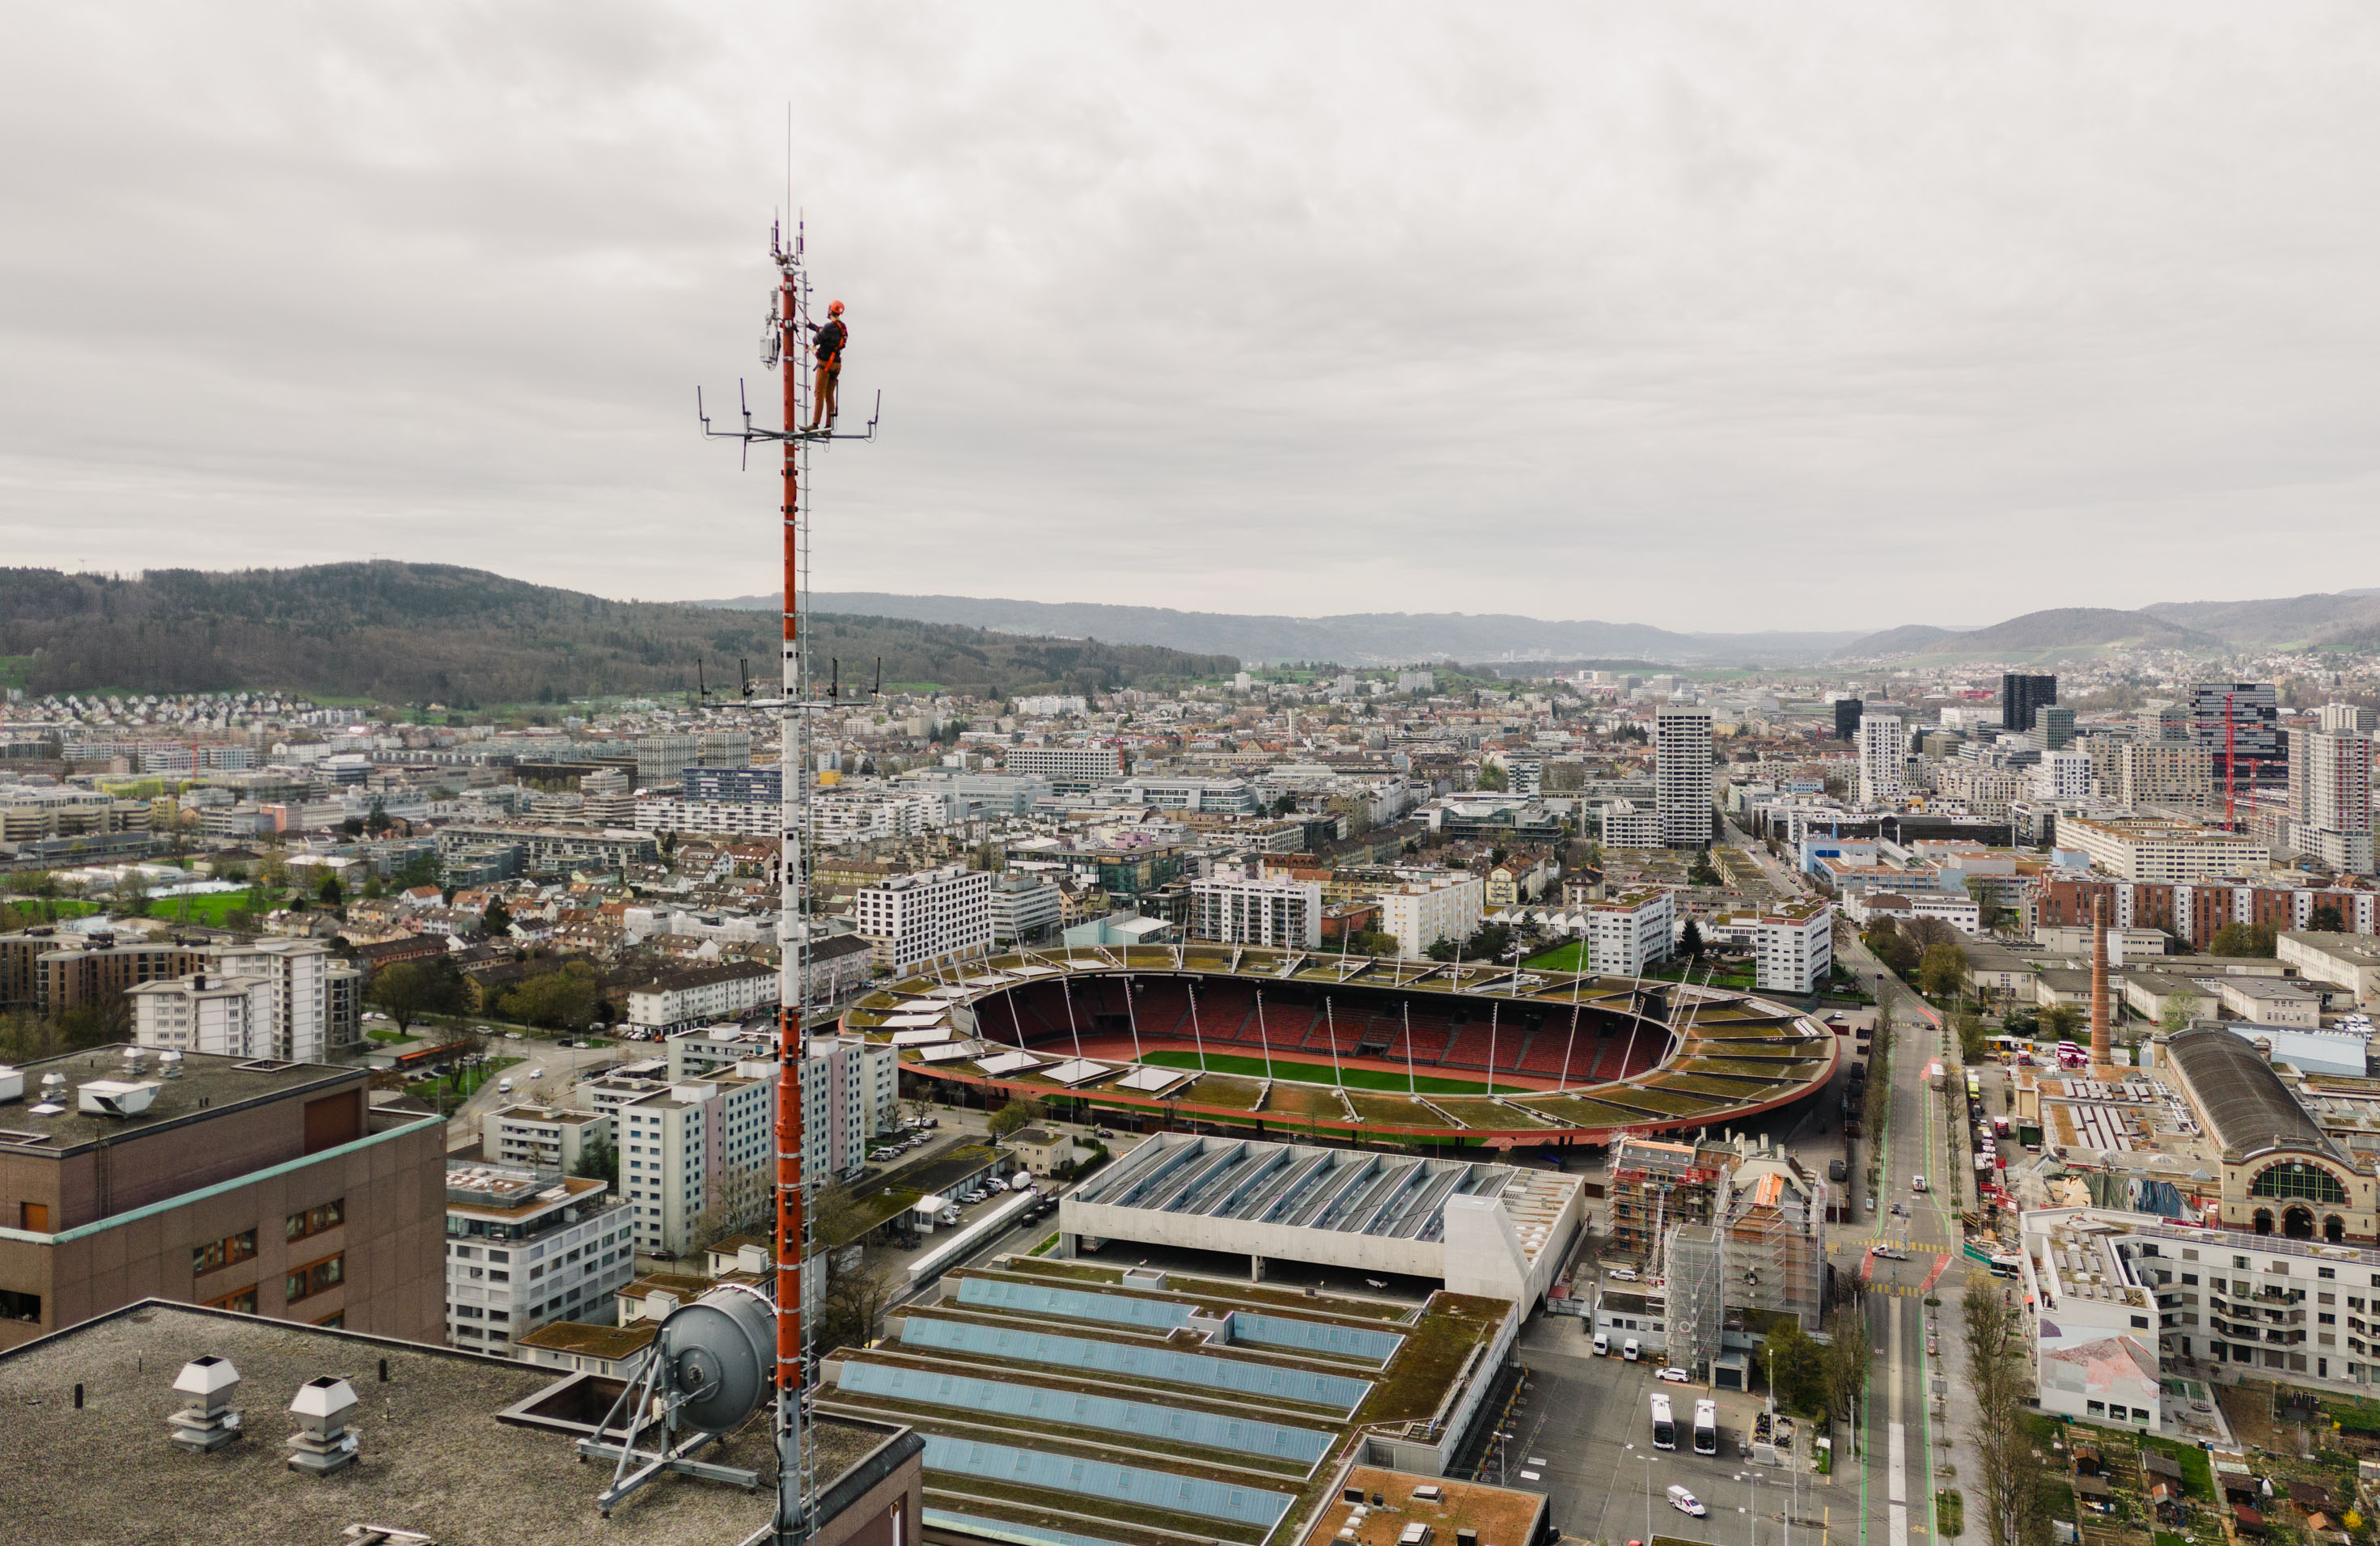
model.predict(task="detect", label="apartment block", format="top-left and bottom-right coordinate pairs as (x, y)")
top-left (1004, 743), bottom-right (1124, 791)
top-left (1655, 704), bottom-right (1715, 848)
top-left (623, 962), bottom-right (779, 1034)
top-left (1857, 713), bottom-right (1904, 806)
top-left (2059, 816), bottom-right (2270, 883)
top-left (2116, 739), bottom-right (2214, 811)
top-left (853, 864), bottom-right (994, 972)
top-left (616, 1069), bottom-right (781, 1257)
top-left (1189, 875), bottom-right (1323, 949)
top-left (989, 872), bottom-right (1065, 945)
top-left (1379, 875), bottom-right (1484, 958)
top-left (1577, 886), bottom-right (1675, 976)
top-left (482, 1103), bottom-right (614, 1173)
top-left (444, 1166), bottom-right (633, 1358)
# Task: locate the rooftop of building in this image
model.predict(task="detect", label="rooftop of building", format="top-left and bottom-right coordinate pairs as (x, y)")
top-left (824, 1256), bottom-right (1510, 1546)
top-left (0, 1299), bottom-right (897, 1545)
top-left (2164, 1027), bottom-right (2344, 1164)
top-left (514, 1317), bottom-right (659, 1362)
top-left (2281, 931), bottom-right (2380, 964)
top-left (445, 1167), bottom-right (612, 1219)
top-left (489, 1102), bottom-right (607, 1128)
top-left (0, 1044), bottom-right (359, 1156)
top-left (1302, 1466), bottom-right (1546, 1546)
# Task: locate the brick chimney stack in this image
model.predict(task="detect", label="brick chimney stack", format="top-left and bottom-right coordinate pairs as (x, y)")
top-left (2090, 894), bottom-right (2112, 1068)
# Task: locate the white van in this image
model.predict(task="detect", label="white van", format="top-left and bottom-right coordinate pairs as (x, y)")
top-left (1591, 1332), bottom-right (1610, 1357)
top-left (1623, 1338), bottom-right (1641, 1362)
top-left (1912, 1175), bottom-right (1929, 1194)
top-left (497, 1077), bottom-right (514, 1095)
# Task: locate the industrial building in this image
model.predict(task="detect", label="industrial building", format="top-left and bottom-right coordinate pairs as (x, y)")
top-left (819, 1254), bottom-right (1523, 1546)
top-left (1061, 1133), bottom-right (1585, 1302)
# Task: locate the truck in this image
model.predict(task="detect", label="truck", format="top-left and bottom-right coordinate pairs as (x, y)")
top-left (1927, 1061), bottom-right (1947, 1092)
top-left (1650, 1393), bottom-right (1675, 1451)
top-left (1692, 1398), bottom-right (1718, 1455)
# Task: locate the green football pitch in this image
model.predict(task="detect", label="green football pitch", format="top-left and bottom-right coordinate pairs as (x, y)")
top-left (1131, 1048), bottom-right (1497, 1095)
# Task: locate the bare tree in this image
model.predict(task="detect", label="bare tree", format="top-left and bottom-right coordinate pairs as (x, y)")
top-left (1963, 1279), bottom-right (2037, 1546)
top-left (1822, 1302), bottom-right (1869, 1450)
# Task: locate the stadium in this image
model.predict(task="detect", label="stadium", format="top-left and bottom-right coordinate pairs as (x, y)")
top-left (844, 943), bottom-right (1840, 1147)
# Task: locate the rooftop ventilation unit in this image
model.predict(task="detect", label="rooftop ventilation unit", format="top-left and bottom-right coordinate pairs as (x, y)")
top-left (0, 1065), bottom-right (21, 1104)
top-left (286, 1376), bottom-right (360, 1476)
top-left (159, 1050), bottom-right (184, 1079)
top-left (121, 1046), bottom-right (147, 1077)
top-left (578, 1282), bottom-right (773, 1515)
top-left (78, 1079), bottom-right (161, 1118)
top-left (37, 1071), bottom-right (67, 1104)
top-left (167, 1356), bottom-right (243, 1453)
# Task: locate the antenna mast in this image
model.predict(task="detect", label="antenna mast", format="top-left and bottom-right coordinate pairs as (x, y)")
top-left (699, 214), bottom-right (879, 1546)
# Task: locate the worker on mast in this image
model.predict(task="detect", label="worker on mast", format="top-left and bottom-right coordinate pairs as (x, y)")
top-left (807, 300), bottom-right (846, 430)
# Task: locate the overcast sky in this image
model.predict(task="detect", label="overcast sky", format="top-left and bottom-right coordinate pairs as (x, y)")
top-left (5, 4), bottom-right (2378, 632)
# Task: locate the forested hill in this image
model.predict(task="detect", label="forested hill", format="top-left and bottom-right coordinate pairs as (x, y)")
top-left (0, 564), bottom-right (1239, 705)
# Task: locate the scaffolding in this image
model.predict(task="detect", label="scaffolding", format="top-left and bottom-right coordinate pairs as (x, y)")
top-left (1665, 1222), bottom-right (1726, 1379)
top-left (1608, 1135), bottom-right (1722, 1262)
top-left (1718, 1161), bottom-right (1827, 1334)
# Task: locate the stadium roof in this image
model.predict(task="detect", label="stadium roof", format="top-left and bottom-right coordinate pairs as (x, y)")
top-left (2165, 1026), bottom-right (2342, 1163)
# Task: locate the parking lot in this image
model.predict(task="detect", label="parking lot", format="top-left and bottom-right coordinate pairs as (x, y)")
top-left (1501, 1314), bottom-right (1836, 1546)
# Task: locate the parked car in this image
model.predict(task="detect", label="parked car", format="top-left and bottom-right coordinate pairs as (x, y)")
top-left (1655, 1367), bottom-right (1690, 1383)
top-left (504, 1031), bottom-right (524, 1041)
top-left (1591, 1332), bottom-right (1609, 1356)
top-left (1622, 1338), bottom-right (1641, 1362)
top-left (1607, 1267), bottom-right (1639, 1282)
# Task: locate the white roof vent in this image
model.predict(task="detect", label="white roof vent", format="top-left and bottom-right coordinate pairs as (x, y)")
top-left (78, 1079), bottom-right (161, 1118)
top-left (286, 1376), bottom-right (360, 1476)
top-left (159, 1050), bottom-right (184, 1078)
top-left (168, 1356), bottom-right (243, 1453)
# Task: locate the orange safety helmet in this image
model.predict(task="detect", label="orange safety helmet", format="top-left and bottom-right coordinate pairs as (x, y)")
top-left (828, 300), bottom-right (845, 316)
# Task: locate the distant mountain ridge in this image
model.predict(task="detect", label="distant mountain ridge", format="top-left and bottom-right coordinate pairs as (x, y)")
top-left (0, 564), bottom-right (1236, 704)
top-left (697, 591), bottom-right (1870, 666)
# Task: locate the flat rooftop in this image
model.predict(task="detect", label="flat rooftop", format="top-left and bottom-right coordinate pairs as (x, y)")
top-left (0, 1044), bottom-right (354, 1155)
top-left (824, 1259), bottom-right (1510, 1546)
top-left (1302, 1466), bottom-right (1546, 1546)
top-left (0, 1300), bottom-right (896, 1545)
top-left (1077, 1134), bottom-right (1518, 1247)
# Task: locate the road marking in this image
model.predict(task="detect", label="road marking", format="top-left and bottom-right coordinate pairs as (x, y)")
top-left (1520, 1470), bottom-right (1541, 1481)
top-left (1920, 1254), bottom-right (1953, 1293)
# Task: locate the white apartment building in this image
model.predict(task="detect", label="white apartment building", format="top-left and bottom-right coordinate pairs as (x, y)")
top-left (2319, 703), bottom-right (2378, 735)
top-left (632, 797), bottom-right (777, 840)
top-left (1857, 714), bottom-right (1904, 807)
top-left (663, 1024), bottom-right (899, 1164)
top-left (445, 1167), bottom-right (633, 1359)
top-left (1577, 886), bottom-right (1675, 976)
top-left (127, 938), bottom-right (361, 1065)
top-left (1113, 778), bottom-right (1257, 815)
top-left (2033, 750), bottom-right (2093, 802)
top-left (623, 963), bottom-right (778, 1034)
top-left (1006, 744), bottom-right (1124, 791)
top-left (1188, 875), bottom-right (1323, 949)
top-left (808, 789), bottom-right (951, 848)
top-left (989, 872), bottom-right (1065, 944)
top-left (1597, 798), bottom-right (1664, 849)
top-left (617, 1068), bottom-right (783, 1257)
top-left (1751, 898), bottom-right (1832, 994)
top-left (2116, 739), bottom-right (2214, 810)
top-left (1655, 705), bottom-right (1715, 848)
top-left (2060, 816), bottom-right (2268, 883)
top-left (482, 1104), bottom-right (614, 1174)
top-left (1379, 875), bottom-right (1484, 958)
top-left (853, 864), bottom-right (994, 972)
top-left (2293, 728), bottom-right (2374, 876)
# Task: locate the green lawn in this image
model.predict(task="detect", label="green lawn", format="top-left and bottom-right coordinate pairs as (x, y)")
top-left (1133, 1048), bottom-right (1493, 1095)
top-left (140, 891), bottom-right (265, 926)
top-left (2137, 1434), bottom-right (2217, 1502)
top-left (403, 1055), bottom-right (525, 1106)
top-left (1525, 942), bottom-right (1590, 971)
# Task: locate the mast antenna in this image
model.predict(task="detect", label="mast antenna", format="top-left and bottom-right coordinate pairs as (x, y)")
top-left (694, 209), bottom-right (882, 1546)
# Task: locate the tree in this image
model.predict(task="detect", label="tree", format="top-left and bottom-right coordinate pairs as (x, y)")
top-left (1760, 1321), bottom-right (1827, 1413)
top-left (1918, 941), bottom-right (1969, 1000)
top-left (1688, 847), bottom-right (1721, 887)
top-left (316, 873), bottom-right (344, 909)
top-left (1270, 793), bottom-right (1298, 817)
top-left (571, 1134), bottom-right (617, 1185)
top-left (1865, 921), bottom-right (1920, 976)
top-left (498, 963), bottom-right (604, 1031)
top-left (819, 1257), bottom-right (898, 1353)
top-left (2039, 1002), bottom-right (2082, 1044)
top-left (392, 850), bottom-right (439, 890)
top-left (481, 896), bottom-right (514, 938)
top-left (2311, 904), bottom-right (2346, 934)
top-left (1954, 1008), bottom-right (1988, 1063)
top-left (1679, 919), bottom-right (1706, 960)
top-left (1904, 917), bottom-right (1959, 952)
top-left (370, 962), bottom-right (434, 1035)
top-left (2158, 989), bottom-right (2202, 1035)
top-left (1966, 876), bottom-right (2009, 935)
top-left (814, 1183), bottom-right (869, 1251)
top-left (1963, 1279), bottom-right (2038, 1546)
top-left (114, 868), bottom-right (151, 919)
top-left (1820, 1304), bottom-right (1869, 1439)
top-left (2210, 921), bottom-right (2278, 958)
top-left (987, 1096), bottom-right (1048, 1138)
